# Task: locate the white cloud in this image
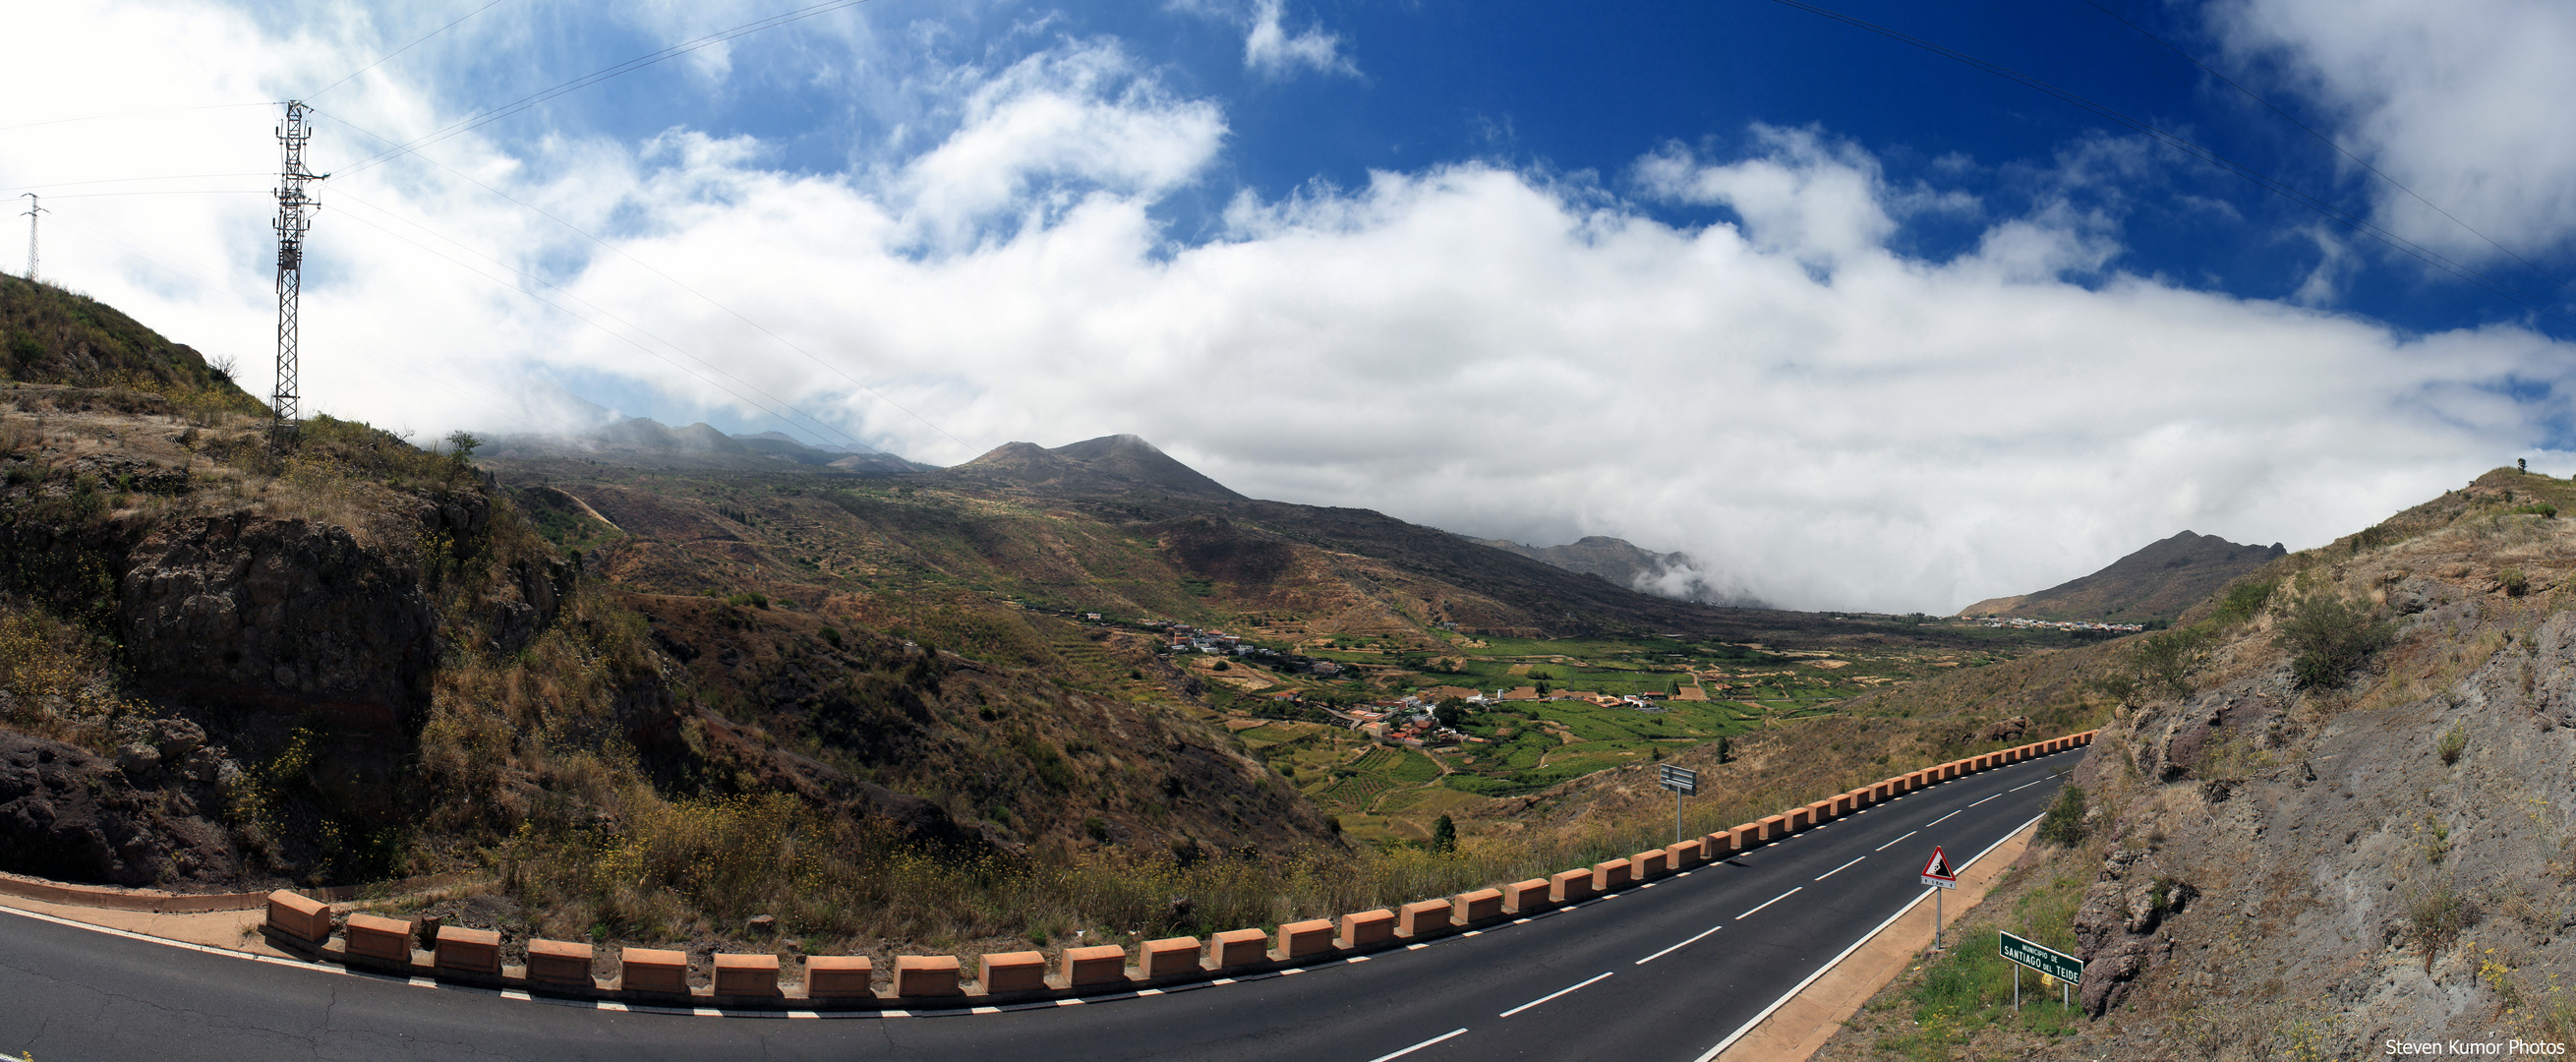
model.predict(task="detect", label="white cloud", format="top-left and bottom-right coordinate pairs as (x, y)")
top-left (2211, 0), bottom-right (2576, 262)
top-left (1243, 0), bottom-right (1356, 80)
top-left (9, 0), bottom-right (2573, 618)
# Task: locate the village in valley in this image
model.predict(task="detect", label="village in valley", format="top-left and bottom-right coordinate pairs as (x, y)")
top-left (1095, 611), bottom-right (2092, 847)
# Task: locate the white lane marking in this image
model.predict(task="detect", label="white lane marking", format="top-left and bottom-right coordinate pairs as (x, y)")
top-left (1736, 887), bottom-right (1802, 919)
top-left (1634, 924), bottom-right (1723, 966)
top-left (1874, 830), bottom-right (1917, 852)
top-left (1694, 811), bottom-right (2047, 1062)
top-left (1968, 793), bottom-right (2000, 807)
top-left (1368, 1028), bottom-right (1469, 1062)
top-left (1814, 856), bottom-right (1866, 881)
top-left (1926, 810), bottom-right (1961, 826)
top-left (1498, 971), bottom-right (1614, 1018)
top-left (2009, 779), bottom-right (2044, 792)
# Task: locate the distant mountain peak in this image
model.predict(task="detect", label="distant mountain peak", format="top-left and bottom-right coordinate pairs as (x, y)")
top-left (1959, 531), bottom-right (2286, 622)
top-left (931, 435), bottom-right (1243, 500)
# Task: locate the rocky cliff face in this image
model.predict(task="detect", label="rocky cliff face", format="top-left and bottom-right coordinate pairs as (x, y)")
top-left (122, 514), bottom-right (441, 725)
top-left (1997, 471), bottom-right (2576, 1056)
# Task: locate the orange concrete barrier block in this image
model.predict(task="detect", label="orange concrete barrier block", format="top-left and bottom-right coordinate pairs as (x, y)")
top-left (435, 926), bottom-right (499, 976)
top-left (264, 890), bottom-right (331, 945)
top-left (1550, 868), bottom-right (1597, 903)
top-left (978, 951), bottom-right (1047, 993)
top-left (1142, 936), bottom-right (1203, 978)
top-left (1063, 944), bottom-right (1130, 987)
top-left (1829, 795), bottom-right (1851, 816)
top-left (805, 955), bottom-right (874, 998)
top-left (344, 913), bottom-right (412, 963)
top-left (525, 938), bottom-right (593, 988)
top-left (1732, 822), bottom-right (1762, 850)
top-left (1667, 839), bottom-right (1705, 867)
top-left (1756, 814), bottom-right (1786, 842)
top-left (1872, 781), bottom-right (1893, 801)
top-left (715, 953), bottom-right (780, 996)
top-left (1455, 887), bottom-right (1505, 923)
top-left (1593, 858), bottom-right (1633, 892)
top-left (620, 947), bottom-right (689, 994)
top-left (1398, 899), bottom-right (1453, 938)
top-left (1631, 849), bottom-right (1668, 877)
top-left (1503, 878), bottom-right (1552, 914)
top-left (894, 955), bottom-right (963, 997)
top-left (1338, 909), bottom-right (1397, 950)
top-left (1273, 918), bottom-right (1335, 961)
top-left (1211, 928), bottom-right (1270, 969)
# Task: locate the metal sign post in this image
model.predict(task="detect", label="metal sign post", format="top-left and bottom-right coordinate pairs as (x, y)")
top-left (1999, 931), bottom-right (2079, 1011)
top-left (1919, 847), bottom-right (1957, 951)
top-left (1658, 764), bottom-right (1698, 844)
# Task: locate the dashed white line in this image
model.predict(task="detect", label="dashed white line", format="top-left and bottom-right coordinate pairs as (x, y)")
top-left (1815, 856), bottom-right (1866, 881)
top-left (1926, 810), bottom-right (1961, 826)
top-left (1874, 830), bottom-right (1918, 852)
top-left (1498, 972), bottom-right (1613, 1017)
top-left (2009, 779), bottom-right (2044, 792)
top-left (1368, 1028), bottom-right (1469, 1062)
top-left (1634, 924), bottom-right (1723, 966)
top-left (1736, 887), bottom-right (1802, 919)
top-left (1968, 793), bottom-right (2000, 807)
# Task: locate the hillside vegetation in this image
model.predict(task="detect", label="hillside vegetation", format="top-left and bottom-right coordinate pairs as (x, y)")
top-left (0, 278), bottom-right (2132, 978)
top-left (1821, 466), bottom-right (2576, 1060)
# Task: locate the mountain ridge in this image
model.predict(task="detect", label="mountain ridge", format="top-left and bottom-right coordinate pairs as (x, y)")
top-left (1958, 529), bottom-right (2286, 622)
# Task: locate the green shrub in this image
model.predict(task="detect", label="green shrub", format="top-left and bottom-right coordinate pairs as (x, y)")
top-left (2211, 577), bottom-right (2279, 625)
top-left (2512, 503), bottom-right (2559, 519)
top-left (2500, 568), bottom-right (2531, 596)
top-left (2405, 880), bottom-right (2476, 972)
top-left (2134, 625), bottom-right (2215, 699)
top-left (2036, 784), bottom-right (2087, 847)
top-left (2436, 724), bottom-right (2468, 766)
top-left (2273, 587), bottom-right (2395, 688)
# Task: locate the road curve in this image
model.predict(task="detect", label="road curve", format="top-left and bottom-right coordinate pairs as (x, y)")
top-left (0, 749), bottom-right (2079, 1062)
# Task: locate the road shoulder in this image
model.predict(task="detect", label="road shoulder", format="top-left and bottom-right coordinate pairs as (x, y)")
top-left (1714, 820), bottom-right (2038, 1062)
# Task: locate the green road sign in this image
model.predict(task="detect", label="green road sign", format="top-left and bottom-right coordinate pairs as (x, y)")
top-left (2000, 931), bottom-right (2080, 983)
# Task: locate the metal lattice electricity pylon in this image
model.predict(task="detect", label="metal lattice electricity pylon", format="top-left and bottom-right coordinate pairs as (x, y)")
top-left (270, 101), bottom-right (323, 445)
top-left (17, 193), bottom-right (39, 282)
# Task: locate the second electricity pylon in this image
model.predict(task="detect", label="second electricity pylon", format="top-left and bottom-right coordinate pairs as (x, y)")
top-left (17, 193), bottom-right (38, 282)
top-left (270, 100), bottom-right (323, 446)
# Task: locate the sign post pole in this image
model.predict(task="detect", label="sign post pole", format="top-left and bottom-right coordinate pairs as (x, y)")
top-left (1659, 765), bottom-right (1698, 845)
top-left (2000, 930), bottom-right (2083, 1015)
top-left (1918, 847), bottom-right (1958, 952)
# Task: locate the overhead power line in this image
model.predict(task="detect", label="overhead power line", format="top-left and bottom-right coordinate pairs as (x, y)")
top-left (1759, 0), bottom-right (2576, 331)
top-left (0, 102), bottom-right (277, 136)
top-left (337, 0), bottom-right (879, 178)
top-left (310, 0), bottom-right (511, 101)
top-left (2075, 0), bottom-right (2576, 302)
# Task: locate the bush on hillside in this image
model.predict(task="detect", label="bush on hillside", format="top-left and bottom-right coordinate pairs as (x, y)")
top-left (2211, 577), bottom-right (2279, 625)
top-left (2133, 625), bottom-right (2215, 700)
top-left (2036, 784), bottom-right (2087, 847)
top-left (2273, 586), bottom-right (2395, 688)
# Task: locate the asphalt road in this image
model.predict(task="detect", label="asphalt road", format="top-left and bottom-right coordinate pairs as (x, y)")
top-left (0, 749), bottom-right (2078, 1062)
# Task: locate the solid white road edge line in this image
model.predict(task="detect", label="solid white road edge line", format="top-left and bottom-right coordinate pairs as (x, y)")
top-left (1692, 812), bottom-right (2049, 1062)
top-left (1497, 971), bottom-right (1614, 1018)
top-left (1874, 830), bottom-right (1917, 853)
top-left (1815, 857), bottom-right (1866, 881)
top-left (1635, 923), bottom-right (1724, 966)
top-left (1367, 1027), bottom-right (1469, 1062)
top-left (1736, 887), bottom-right (1801, 919)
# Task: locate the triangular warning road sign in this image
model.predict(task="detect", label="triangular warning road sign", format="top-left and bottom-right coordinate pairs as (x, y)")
top-left (1919, 846), bottom-right (1957, 887)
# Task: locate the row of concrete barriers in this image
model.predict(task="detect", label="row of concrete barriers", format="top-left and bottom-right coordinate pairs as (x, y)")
top-left (262, 730), bottom-right (2094, 1008)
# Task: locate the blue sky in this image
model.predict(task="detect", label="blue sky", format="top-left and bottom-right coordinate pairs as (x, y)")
top-left (7, 0), bottom-right (2576, 611)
